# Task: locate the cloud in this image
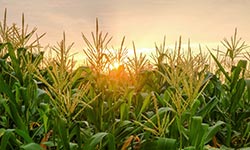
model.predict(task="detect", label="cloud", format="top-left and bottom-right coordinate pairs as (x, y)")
top-left (1, 0), bottom-right (250, 50)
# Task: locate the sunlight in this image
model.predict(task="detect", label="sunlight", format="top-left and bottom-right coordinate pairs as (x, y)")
top-left (109, 61), bottom-right (121, 70)
top-left (113, 62), bottom-right (120, 69)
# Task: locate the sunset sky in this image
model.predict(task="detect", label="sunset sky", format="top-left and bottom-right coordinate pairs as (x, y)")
top-left (1, 0), bottom-right (250, 59)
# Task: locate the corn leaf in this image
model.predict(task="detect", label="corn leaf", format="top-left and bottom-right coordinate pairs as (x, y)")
top-left (139, 94), bottom-right (151, 115)
top-left (84, 132), bottom-right (115, 150)
top-left (56, 117), bottom-right (70, 149)
top-left (230, 78), bottom-right (245, 113)
top-left (209, 51), bottom-right (231, 81)
top-left (0, 75), bottom-right (27, 132)
top-left (15, 129), bottom-right (33, 143)
top-left (198, 96), bottom-right (218, 118)
top-left (0, 129), bottom-right (15, 149)
top-left (205, 121), bottom-right (225, 144)
top-left (230, 60), bottom-right (247, 89)
top-left (142, 137), bottom-right (177, 150)
top-left (20, 143), bottom-right (42, 150)
top-left (245, 79), bottom-right (250, 102)
top-left (189, 116), bottom-right (203, 146)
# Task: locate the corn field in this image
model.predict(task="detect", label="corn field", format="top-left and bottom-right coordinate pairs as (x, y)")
top-left (0, 10), bottom-right (250, 150)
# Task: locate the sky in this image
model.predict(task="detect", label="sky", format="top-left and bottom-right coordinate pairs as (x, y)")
top-left (1, 0), bottom-right (250, 61)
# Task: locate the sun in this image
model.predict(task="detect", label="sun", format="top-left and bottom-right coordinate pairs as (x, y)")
top-left (113, 62), bottom-right (120, 69)
top-left (109, 61), bottom-right (121, 70)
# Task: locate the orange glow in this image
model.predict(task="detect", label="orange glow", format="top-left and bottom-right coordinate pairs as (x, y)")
top-left (109, 61), bottom-right (121, 70)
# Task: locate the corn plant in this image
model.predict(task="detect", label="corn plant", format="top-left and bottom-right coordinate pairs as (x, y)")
top-left (0, 9), bottom-right (46, 149)
top-left (36, 33), bottom-right (96, 120)
top-left (34, 33), bottom-right (109, 149)
top-left (1, 8), bottom-right (250, 150)
top-left (149, 36), bottom-right (171, 93)
top-left (82, 19), bottom-right (112, 77)
top-left (206, 31), bottom-right (250, 148)
top-left (153, 37), bottom-right (210, 148)
top-left (221, 29), bottom-right (248, 67)
top-left (81, 20), bottom-right (130, 135)
top-left (126, 42), bottom-right (149, 93)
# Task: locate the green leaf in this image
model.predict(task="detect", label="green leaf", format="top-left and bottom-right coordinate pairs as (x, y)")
top-left (0, 75), bottom-right (27, 132)
top-left (84, 132), bottom-right (115, 150)
top-left (56, 117), bottom-right (70, 149)
top-left (190, 99), bottom-right (200, 116)
top-left (243, 122), bottom-right (250, 138)
top-left (0, 75), bottom-right (15, 102)
top-left (199, 124), bottom-right (209, 149)
top-left (0, 129), bottom-right (5, 138)
top-left (198, 97), bottom-right (218, 118)
top-left (120, 103), bottom-right (129, 121)
top-left (189, 116), bottom-right (209, 149)
top-left (184, 146), bottom-right (196, 150)
top-left (189, 116), bottom-right (203, 146)
top-left (245, 79), bottom-right (250, 102)
top-left (139, 94), bottom-right (151, 115)
top-left (6, 43), bottom-right (23, 82)
top-left (238, 148), bottom-right (250, 150)
top-left (0, 97), bottom-right (11, 120)
top-left (69, 142), bottom-right (78, 150)
top-left (225, 123), bottom-right (232, 146)
top-left (155, 92), bottom-right (165, 106)
top-left (142, 138), bottom-right (177, 150)
top-left (69, 123), bottom-right (83, 150)
top-left (0, 58), bottom-right (8, 71)
top-left (0, 129), bottom-right (15, 149)
top-left (205, 121), bottom-right (224, 144)
top-left (114, 120), bottom-right (134, 139)
top-left (230, 78), bottom-right (246, 113)
top-left (230, 60), bottom-right (247, 89)
top-left (209, 51), bottom-right (231, 81)
top-left (15, 129), bottom-right (33, 143)
top-left (20, 143), bottom-right (42, 150)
